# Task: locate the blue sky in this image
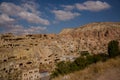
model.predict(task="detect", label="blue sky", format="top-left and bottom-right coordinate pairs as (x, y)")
top-left (0, 0), bottom-right (120, 34)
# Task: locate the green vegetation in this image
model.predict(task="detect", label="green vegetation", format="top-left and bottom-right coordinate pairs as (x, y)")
top-left (51, 54), bottom-right (109, 78)
top-left (51, 40), bottom-right (120, 78)
top-left (108, 40), bottom-right (120, 57)
top-left (80, 51), bottom-right (90, 56)
top-left (53, 56), bottom-right (120, 80)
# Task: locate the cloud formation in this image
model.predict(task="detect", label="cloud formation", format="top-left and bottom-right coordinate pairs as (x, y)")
top-left (0, 2), bottom-right (50, 25)
top-left (52, 10), bottom-right (80, 21)
top-left (22, 1), bottom-right (40, 15)
top-left (61, 1), bottom-right (110, 12)
top-left (0, 24), bottom-right (47, 34)
top-left (76, 1), bottom-right (111, 12)
top-left (52, 1), bottom-right (110, 21)
top-left (62, 5), bottom-right (75, 11)
top-left (0, 2), bottom-right (22, 15)
top-left (0, 1), bottom-right (49, 34)
top-left (0, 0), bottom-right (111, 34)
top-left (0, 14), bottom-right (15, 24)
top-left (9, 25), bottom-right (47, 34)
top-left (18, 11), bottom-right (49, 25)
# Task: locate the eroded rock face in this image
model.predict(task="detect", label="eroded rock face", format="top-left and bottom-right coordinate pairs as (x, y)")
top-left (60, 22), bottom-right (120, 54)
top-left (0, 22), bottom-right (120, 68)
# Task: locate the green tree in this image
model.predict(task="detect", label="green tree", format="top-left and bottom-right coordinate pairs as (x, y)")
top-left (108, 40), bottom-right (120, 57)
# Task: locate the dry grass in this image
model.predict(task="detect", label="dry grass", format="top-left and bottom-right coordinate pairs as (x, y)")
top-left (52, 57), bottom-right (120, 80)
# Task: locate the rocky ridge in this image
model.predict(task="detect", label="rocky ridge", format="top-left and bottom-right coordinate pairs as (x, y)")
top-left (0, 22), bottom-right (120, 73)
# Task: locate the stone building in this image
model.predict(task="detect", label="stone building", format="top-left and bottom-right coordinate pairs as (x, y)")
top-left (21, 68), bottom-right (50, 80)
top-left (22, 68), bottom-right (40, 80)
top-left (39, 70), bottom-right (50, 80)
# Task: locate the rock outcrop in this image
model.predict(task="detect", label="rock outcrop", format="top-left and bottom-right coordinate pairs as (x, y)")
top-left (60, 22), bottom-right (120, 54)
top-left (0, 22), bottom-right (120, 74)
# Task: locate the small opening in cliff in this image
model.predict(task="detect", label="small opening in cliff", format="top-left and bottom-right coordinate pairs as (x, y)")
top-left (3, 59), bottom-right (7, 62)
top-left (26, 61), bottom-right (32, 64)
top-left (19, 63), bottom-right (23, 66)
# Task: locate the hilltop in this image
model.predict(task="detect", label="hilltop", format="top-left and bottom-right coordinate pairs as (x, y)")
top-left (60, 22), bottom-right (120, 34)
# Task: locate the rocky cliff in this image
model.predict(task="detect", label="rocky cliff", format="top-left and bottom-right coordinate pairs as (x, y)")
top-left (60, 22), bottom-right (120, 54)
top-left (0, 22), bottom-right (120, 71)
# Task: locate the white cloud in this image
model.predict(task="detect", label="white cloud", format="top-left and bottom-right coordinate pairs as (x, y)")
top-left (52, 1), bottom-right (110, 22)
top-left (23, 26), bottom-right (47, 34)
top-left (75, 1), bottom-right (111, 12)
top-left (14, 26), bottom-right (47, 34)
top-left (0, 2), bottom-right (23, 15)
top-left (1, 24), bottom-right (47, 34)
top-left (52, 10), bottom-right (80, 21)
top-left (0, 2), bottom-right (50, 25)
top-left (18, 11), bottom-right (49, 25)
top-left (22, 1), bottom-right (41, 15)
top-left (0, 1), bottom-right (49, 34)
top-left (62, 5), bottom-right (75, 11)
top-left (0, 14), bottom-right (15, 24)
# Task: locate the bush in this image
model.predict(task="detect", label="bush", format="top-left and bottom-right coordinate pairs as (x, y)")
top-left (108, 40), bottom-right (120, 57)
top-left (69, 62), bottom-right (79, 71)
top-left (86, 55), bottom-right (96, 64)
top-left (56, 61), bottom-right (71, 75)
top-left (74, 57), bottom-right (87, 70)
top-left (51, 43), bottom-right (120, 78)
top-left (51, 70), bottom-right (59, 78)
top-left (93, 54), bottom-right (109, 62)
top-left (81, 51), bottom-right (90, 56)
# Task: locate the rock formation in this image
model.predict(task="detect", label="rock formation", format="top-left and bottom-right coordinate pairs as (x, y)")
top-left (0, 22), bottom-right (120, 79)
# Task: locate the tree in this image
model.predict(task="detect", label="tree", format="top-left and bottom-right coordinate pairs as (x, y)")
top-left (108, 40), bottom-right (119, 57)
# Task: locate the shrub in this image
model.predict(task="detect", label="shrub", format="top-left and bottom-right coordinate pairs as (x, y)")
top-left (74, 57), bottom-right (87, 69)
top-left (51, 70), bottom-right (59, 78)
top-left (56, 61), bottom-right (71, 75)
top-left (108, 40), bottom-right (120, 57)
top-left (81, 51), bottom-right (90, 56)
top-left (51, 44), bottom-right (120, 79)
top-left (69, 62), bottom-right (79, 71)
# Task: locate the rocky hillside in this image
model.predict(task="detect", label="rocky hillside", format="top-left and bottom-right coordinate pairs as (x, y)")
top-left (0, 22), bottom-right (120, 70)
top-left (60, 22), bottom-right (120, 53)
top-left (53, 56), bottom-right (120, 80)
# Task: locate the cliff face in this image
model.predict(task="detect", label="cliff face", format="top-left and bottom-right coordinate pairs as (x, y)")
top-left (60, 22), bottom-right (120, 54)
top-left (0, 22), bottom-right (120, 67)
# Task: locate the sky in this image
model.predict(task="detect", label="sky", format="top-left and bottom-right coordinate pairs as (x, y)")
top-left (0, 0), bottom-right (120, 34)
